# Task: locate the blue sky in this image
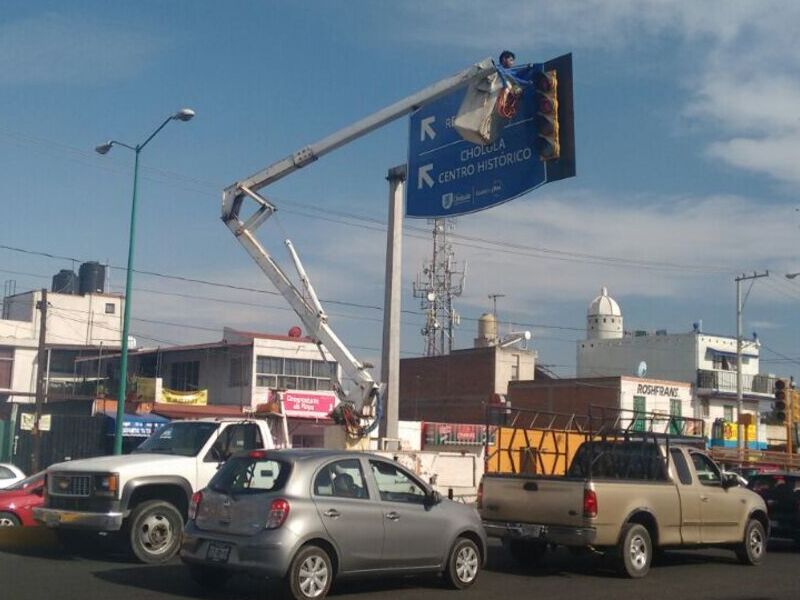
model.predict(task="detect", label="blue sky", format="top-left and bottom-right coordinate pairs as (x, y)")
top-left (2, 1), bottom-right (800, 381)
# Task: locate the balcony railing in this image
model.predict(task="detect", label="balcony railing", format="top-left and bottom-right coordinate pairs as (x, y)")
top-left (697, 369), bottom-right (776, 395)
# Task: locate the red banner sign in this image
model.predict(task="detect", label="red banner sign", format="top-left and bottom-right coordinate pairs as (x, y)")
top-left (277, 390), bottom-right (337, 419)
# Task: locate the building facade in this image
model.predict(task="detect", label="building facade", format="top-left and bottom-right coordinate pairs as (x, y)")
top-left (1, 288), bottom-right (123, 405)
top-left (399, 317), bottom-right (537, 424)
top-left (576, 287), bottom-right (778, 447)
top-left (508, 375), bottom-right (696, 436)
top-left (79, 327), bottom-right (341, 448)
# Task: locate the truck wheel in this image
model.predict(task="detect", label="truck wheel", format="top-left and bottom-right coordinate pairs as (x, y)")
top-left (735, 519), bottom-right (766, 566)
top-left (443, 537), bottom-right (481, 589)
top-left (505, 539), bottom-right (547, 568)
top-left (283, 544), bottom-right (333, 600)
top-left (188, 564), bottom-right (232, 591)
top-left (0, 512), bottom-right (20, 527)
top-left (615, 523), bottom-right (652, 578)
top-left (127, 500), bottom-right (183, 564)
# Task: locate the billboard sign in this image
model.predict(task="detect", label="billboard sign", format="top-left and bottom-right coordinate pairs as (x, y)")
top-left (406, 53), bottom-right (574, 218)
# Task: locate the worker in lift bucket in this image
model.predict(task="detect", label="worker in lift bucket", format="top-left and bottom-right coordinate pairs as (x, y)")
top-left (499, 50), bottom-right (515, 69)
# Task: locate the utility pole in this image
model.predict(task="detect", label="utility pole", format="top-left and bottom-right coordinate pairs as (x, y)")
top-left (736, 271), bottom-right (768, 451)
top-left (31, 288), bottom-right (48, 473)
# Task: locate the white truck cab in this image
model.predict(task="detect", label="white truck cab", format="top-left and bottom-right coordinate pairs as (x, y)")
top-left (34, 417), bottom-right (287, 563)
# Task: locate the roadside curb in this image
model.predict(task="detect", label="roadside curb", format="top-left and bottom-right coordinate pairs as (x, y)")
top-left (0, 527), bottom-right (58, 550)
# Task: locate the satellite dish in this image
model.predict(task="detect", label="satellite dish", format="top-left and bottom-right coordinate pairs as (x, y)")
top-left (427, 292), bottom-right (436, 302)
top-left (637, 361), bottom-right (648, 378)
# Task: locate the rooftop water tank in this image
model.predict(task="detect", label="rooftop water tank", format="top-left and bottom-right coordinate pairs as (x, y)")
top-left (79, 261), bottom-right (106, 295)
top-left (51, 269), bottom-right (79, 294)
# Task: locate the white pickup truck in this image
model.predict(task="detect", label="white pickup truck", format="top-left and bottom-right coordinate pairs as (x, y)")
top-left (34, 417), bottom-right (287, 563)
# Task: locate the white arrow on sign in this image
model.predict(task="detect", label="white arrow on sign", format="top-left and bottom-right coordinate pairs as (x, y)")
top-left (420, 116), bottom-right (436, 142)
top-left (418, 164), bottom-right (434, 189)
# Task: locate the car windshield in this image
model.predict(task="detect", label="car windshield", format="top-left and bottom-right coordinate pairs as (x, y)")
top-left (132, 422), bottom-right (219, 457)
top-left (209, 455), bottom-right (291, 495)
top-left (6, 472), bottom-right (44, 491)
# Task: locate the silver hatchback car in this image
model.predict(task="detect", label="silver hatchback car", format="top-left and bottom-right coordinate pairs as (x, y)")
top-left (180, 449), bottom-right (486, 600)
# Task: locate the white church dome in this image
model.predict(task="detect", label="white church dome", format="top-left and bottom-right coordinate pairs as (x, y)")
top-left (588, 286), bottom-right (621, 317)
top-left (586, 286), bottom-right (623, 340)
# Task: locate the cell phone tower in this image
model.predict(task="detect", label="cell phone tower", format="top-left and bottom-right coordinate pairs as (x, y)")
top-left (413, 218), bottom-right (466, 356)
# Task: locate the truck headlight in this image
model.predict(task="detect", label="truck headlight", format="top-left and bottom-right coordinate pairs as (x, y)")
top-left (94, 474), bottom-right (119, 498)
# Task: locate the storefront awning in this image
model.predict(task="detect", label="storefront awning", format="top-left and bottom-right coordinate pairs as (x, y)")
top-left (150, 403), bottom-right (248, 420)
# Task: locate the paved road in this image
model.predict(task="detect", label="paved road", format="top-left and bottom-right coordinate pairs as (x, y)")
top-left (1, 530), bottom-right (800, 600)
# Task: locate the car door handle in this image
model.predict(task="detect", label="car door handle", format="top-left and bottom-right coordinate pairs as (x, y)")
top-left (323, 509), bottom-right (341, 519)
top-left (700, 496), bottom-right (710, 502)
top-left (385, 511), bottom-right (400, 521)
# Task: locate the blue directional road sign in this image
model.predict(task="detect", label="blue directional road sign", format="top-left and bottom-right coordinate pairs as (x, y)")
top-left (407, 64), bottom-right (547, 218)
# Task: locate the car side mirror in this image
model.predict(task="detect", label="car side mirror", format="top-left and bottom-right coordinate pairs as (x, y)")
top-left (426, 490), bottom-right (442, 506)
top-left (722, 473), bottom-right (738, 489)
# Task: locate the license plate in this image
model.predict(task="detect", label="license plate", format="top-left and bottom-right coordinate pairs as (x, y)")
top-left (528, 524), bottom-right (548, 538)
top-left (206, 542), bottom-right (231, 563)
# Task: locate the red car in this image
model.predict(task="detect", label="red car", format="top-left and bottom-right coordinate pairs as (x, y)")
top-left (0, 472), bottom-right (45, 527)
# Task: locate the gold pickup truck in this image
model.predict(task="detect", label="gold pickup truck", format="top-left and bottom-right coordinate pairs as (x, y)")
top-left (479, 439), bottom-right (769, 578)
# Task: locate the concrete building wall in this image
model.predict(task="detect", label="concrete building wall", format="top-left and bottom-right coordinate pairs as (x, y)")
top-left (495, 348), bottom-right (536, 391)
top-left (508, 377), bottom-right (620, 416)
top-left (399, 348), bottom-right (496, 424)
top-left (399, 346), bottom-right (536, 424)
top-left (154, 347), bottom-right (252, 407)
top-left (577, 332), bottom-right (698, 382)
top-left (45, 292), bottom-right (123, 347)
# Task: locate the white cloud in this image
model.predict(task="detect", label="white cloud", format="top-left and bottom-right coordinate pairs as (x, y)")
top-left (0, 13), bottom-right (163, 85)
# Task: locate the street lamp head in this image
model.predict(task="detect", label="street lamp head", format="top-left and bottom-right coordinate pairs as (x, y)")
top-left (95, 141), bottom-right (114, 155)
top-left (173, 108), bottom-right (196, 122)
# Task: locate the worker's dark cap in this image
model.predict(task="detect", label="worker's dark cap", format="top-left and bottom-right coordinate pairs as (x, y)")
top-left (499, 50), bottom-right (515, 62)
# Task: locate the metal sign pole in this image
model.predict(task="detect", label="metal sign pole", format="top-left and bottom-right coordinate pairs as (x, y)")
top-left (380, 165), bottom-right (406, 442)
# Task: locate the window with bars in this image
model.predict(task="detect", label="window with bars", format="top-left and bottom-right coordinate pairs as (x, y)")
top-left (0, 347), bottom-right (12, 389)
top-left (229, 356), bottom-right (251, 387)
top-left (255, 355), bottom-right (336, 390)
top-left (170, 361), bottom-right (200, 391)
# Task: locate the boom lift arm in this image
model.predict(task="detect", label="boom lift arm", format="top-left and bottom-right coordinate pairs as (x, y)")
top-left (222, 58), bottom-right (495, 438)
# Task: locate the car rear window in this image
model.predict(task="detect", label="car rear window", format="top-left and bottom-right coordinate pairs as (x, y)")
top-left (209, 456), bottom-right (291, 495)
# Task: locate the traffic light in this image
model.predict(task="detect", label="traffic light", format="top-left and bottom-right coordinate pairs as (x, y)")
top-left (774, 378), bottom-right (788, 423)
top-left (534, 70), bottom-right (560, 161)
top-left (539, 53), bottom-right (575, 183)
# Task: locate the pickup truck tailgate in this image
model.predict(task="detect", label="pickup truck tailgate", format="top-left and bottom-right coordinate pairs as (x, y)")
top-left (481, 475), bottom-right (586, 528)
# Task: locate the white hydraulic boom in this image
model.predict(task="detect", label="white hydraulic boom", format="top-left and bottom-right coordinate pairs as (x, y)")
top-left (222, 58), bottom-right (496, 438)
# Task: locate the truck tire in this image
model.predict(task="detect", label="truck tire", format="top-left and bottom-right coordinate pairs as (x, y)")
top-left (505, 539), bottom-right (547, 568)
top-left (127, 500), bottom-right (183, 564)
top-left (443, 537), bottom-right (481, 589)
top-left (615, 523), bottom-right (652, 578)
top-left (283, 544), bottom-right (334, 600)
top-left (735, 519), bottom-right (766, 566)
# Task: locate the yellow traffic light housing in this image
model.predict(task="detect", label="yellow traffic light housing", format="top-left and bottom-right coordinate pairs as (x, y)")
top-left (535, 70), bottom-right (560, 161)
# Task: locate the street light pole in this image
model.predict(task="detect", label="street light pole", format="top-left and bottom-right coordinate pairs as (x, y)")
top-left (735, 271), bottom-right (768, 452)
top-left (96, 108), bottom-right (195, 455)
